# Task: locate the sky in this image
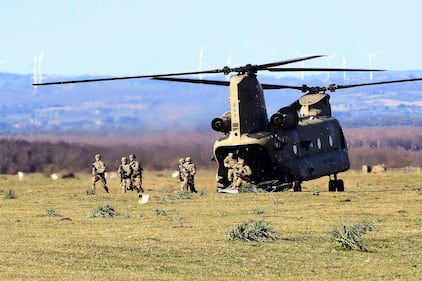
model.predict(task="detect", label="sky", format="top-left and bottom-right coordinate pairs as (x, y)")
top-left (1, 0), bottom-right (422, 78)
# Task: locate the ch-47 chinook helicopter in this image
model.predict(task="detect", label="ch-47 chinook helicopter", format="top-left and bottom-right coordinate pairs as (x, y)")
top-left (33, 55), bottom-right (422, 192)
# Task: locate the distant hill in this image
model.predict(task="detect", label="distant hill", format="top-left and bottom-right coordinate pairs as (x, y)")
top-left (1, 70), bottom-right (422, 137)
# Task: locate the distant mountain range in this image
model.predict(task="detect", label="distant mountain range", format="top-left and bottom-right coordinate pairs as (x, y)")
top-left (1, 70), bottom-right (422, 138)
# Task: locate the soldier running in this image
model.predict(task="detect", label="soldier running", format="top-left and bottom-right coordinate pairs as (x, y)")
top-left (182, 156), bottom-right (197, 193)
top-left (178, 158), bottom-right (186, 191)
top-left (129, 154), bottom-right (144, 193)
top-left (118, 157), bottom-right (132, 193)
top-left (91, 154), bottom-right (109, 193)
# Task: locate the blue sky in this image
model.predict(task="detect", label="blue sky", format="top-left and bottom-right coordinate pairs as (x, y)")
top-left (1, 0), bottom-right (422, 77)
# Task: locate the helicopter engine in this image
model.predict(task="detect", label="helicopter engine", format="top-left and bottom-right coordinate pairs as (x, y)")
top-left (211, 111), bottom-right (231, 134)
top-left (270, 107), bottom-right (299, 130)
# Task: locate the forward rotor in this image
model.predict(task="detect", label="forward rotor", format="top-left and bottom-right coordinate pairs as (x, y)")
top-left (32, 55), bottom-right (325, 86)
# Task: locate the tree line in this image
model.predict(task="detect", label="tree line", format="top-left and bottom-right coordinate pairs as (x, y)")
top-left (1, 127), bottom-right (422, 174)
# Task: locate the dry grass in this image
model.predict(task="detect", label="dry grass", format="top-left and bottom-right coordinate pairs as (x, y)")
top-left (0, 169), bottom-right (421, 280)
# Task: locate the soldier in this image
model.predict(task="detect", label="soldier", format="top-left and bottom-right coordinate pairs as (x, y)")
top-left (223, 152), bottom-right (237, 184)
top-left (118, 157), bottom-right (132, 193)
top-left (91, 154), bottom-right (109, 193)
top-left (232, 157), bottom-right (252, 189)
top-left (129, 154), bottom-right (144, 193)
top-left (178, 158), bottom-right (186, 191)
top-left (183, 156), bottom-right (197, 193)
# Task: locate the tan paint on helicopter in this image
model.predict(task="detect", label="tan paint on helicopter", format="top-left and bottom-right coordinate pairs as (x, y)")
top-left (229, 74), bottom-right (242, 143)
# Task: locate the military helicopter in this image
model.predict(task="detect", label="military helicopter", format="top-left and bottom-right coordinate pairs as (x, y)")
top-left (33, 55), bottom-right (422, 192)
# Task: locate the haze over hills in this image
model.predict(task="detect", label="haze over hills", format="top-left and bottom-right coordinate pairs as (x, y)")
top-left (1, 70), bottom-right (422, 139)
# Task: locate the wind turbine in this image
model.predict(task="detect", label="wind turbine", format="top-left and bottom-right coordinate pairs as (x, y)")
top-left (293, 48), bottom-right (309, 80)
top-left (365, 49), bottom-right (382, 80)
top-left (324, 52), bottom-right (338, 81)
top-left (33, 51), bottom-right (44, 85)
top-left (342, 55), bottom-right (348, 81)
top-left (198, 45), bottom-right (204, 80)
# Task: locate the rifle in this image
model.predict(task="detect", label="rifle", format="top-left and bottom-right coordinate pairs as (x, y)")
top-left (91, 163), bottom-right (97, 176)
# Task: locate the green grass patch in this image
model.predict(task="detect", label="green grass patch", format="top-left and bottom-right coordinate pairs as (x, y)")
top-left (44, 208), bottom-right (62, 217)
top-left (331, 220), bottom-right (375, 252)
top-left (91, 203), bottom-right (118, 218)
top-left (4, 189), bottom-right (17, 199)
top-left (228, 219), bottom-right (279, 242)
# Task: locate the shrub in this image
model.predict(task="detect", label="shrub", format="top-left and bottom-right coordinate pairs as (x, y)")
top-left (228, 220), bottom-right (279, 242)
top-left (176, 191), bottom-right (192, 199)
top-left (45, 208), bottom-right (62, 217)
top-left (4, 190), bottom-right (17, 199)
top-left (331, 221), bottom-right (375, 252)
top-left (91, 203), bottom-right (118, 218)
top-left (250, 208), bottom-right (265, 215)
top-left (160, 192), bottom-right (174, 202)
top-left (155, 208), bottom-right (167, 216)
top-left (86, 189), bottom-right (96, 196)
top-left (238, 182), bottom-right (259, 193)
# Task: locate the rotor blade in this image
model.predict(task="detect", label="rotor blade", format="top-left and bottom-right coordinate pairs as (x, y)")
top-left (32, 69), bottom-right (228, 86)
top-left (334, 77), bottom-right (422, 90)
top-left (257, 55), bottom-right (324, 69)
top-left (152, 77), bottom-right (230, 86)
top-left (153, 77), bottom-right (304, 90)
top-left (261, 83), bottom-right (304, 90)
top-left (33, 56), bottom-right (327, 86)
top-left (267, 67), bottom-right (384, 72)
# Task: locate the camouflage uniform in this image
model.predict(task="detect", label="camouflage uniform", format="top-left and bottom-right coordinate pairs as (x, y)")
top-left (91, 154), bottom-right (109, 193)
top-left (223, 152), bottom-right (237, 183)
top-left (182, 157), bottom-right (197, 193)
top-left (129, 154), bottom-right (144, 193)
top-left (118, 157), bottom-right (132, 193)
top-left (232, 157), bottom-right (252, 189)
top-left (178, 158), bottom-right (186, 191)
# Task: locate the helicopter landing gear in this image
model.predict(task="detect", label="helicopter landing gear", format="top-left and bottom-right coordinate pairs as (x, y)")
top-left (328, 174), bottom-right (344, 192)
top-left (293, 180), bottom-right (302, 192)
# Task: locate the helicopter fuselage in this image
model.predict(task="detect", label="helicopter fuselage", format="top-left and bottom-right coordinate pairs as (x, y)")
top-left (213, 73), bottom-right (349, 190)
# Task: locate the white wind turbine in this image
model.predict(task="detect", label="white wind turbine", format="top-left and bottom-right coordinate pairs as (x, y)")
top-left (33, 51), bottom-right (44, 85)
top-left (342, 55), bottom-right (348, 81)
top-left (324, 52), bottom-right (337, 81)
top-left (365, 49), bottom-right (382, 80)
top-left (293, 48), bottom-right (309, 80)
top-left (198, 45), bottom-right (204, 80)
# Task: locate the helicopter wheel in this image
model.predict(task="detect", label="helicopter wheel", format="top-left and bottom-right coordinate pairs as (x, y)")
top-left (293, 181), bottom-right (302, 192)
top-left (328, 179), bottom-right (344, 192)
top-left (336, 180), bottom-right (344, 192)
top-left (328, 180), bottom-right (336, 192)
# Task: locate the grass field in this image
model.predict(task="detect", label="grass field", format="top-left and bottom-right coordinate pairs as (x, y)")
top-left (0, 169), bottom-right (421, 280)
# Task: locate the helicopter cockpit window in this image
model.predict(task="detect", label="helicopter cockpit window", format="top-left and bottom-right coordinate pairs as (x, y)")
top-left (328, 135), bottom-right (333, 147)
